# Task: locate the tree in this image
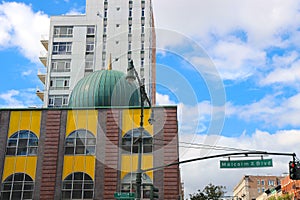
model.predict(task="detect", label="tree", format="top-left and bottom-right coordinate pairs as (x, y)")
top-left (189, 183), bottom-right (226, 200)
top-left (268, 194), bottom-right (293, 200)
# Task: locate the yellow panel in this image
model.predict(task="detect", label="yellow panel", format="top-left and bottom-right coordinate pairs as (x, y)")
top-left (2, 157), bottom-right (16, 181)
top-left (121, 154), bottom-right (153, 180)
top-left (63, 156), bottom-right (74, 179)
top-left (30, 111), bottom-right (42, 137)
top-left (76, 110), bottom-right (87, 130)
top-left (8, 111), bottom-right (41, 138)
top-left (87, 110), bottom-right (97, 135)
top-left (74, 156), bottom-right (85, 172)
top-left (63, 156), bottom-right (95, 180)
top-left (66, 110), bottom-right (77, 136)
top-left (26, 157), bottom-right (37, 179)
top-left (85, 156), bottom-right (95, 179)
top-left (122, 109), bottom-right (153, 136)
top-left (8, 111), bottom-right (21, 137)
top-left (66, 110), bottom-right (97, 137)
top-left (2, 157), bottom-right (37, 181)
top-left (19, 112), bottom-right (31, 131)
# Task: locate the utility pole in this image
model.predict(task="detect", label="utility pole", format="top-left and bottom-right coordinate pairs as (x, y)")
top-left (126, 60), bottom-right (153, 200)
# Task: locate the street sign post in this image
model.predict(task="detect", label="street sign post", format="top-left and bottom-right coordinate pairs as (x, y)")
top-left (220, 159), bottom-right (273, 169)
top-left (114, 192), bottom-right (136, 199)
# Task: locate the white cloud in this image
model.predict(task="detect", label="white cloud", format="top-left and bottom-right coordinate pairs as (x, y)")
top-left (153, 0), bottom-right (300, 81)
top-left (0, 90), bottom-right (23, 108)
top-left (211, 40), bottom-right (266, 80)
top-left (0, 89), bottom-right (41, 108)
top-left (0, 2), bottom-right (49, 63)
top-left (180, 130), bottom-right (300, 198)
top-left (156, 93), bottom-right (176, 105)
top-left (22, 69), bottom-right (33, 77)
top-left (153, 0), bottom-right (300, 46)
top-left (228, 93), bottom-right (300, 127)
top-left (260, 59), bottom-right (300, 86)
top-left (65, 8), bottom-right (84, 15)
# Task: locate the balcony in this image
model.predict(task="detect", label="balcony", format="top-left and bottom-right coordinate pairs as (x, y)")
top-left (37, 69), bottom-right (46, 84)
top-left (40, 35), bottom-right (49, 50)
top-left (36, 89), bottom-right (44, 101)
top-left (39, 51), bottom-right (47, 67)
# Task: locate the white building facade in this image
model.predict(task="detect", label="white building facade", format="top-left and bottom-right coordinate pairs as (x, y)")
top-left (37, 0), bottom-right (156, 107)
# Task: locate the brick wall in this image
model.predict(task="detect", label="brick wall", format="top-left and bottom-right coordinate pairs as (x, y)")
top-left (39, 110), bottom-right (61, 200)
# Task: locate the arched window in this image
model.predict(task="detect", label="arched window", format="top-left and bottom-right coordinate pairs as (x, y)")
top-left (6, 130), bottom-right (38, 156)
top-left (0, 173), bottom-right (34, 200)
top-left (122, 128), bottom-right (152, 153)
top-left (121, 173), bottom-right (152, 198)
top-left (64, 129), bottom-right (96, 155)
top-left (62, 172), bottom-right (94, 199)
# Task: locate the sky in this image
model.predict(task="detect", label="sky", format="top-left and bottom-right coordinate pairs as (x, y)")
top-left (1, 0), bottom-right (300, 198)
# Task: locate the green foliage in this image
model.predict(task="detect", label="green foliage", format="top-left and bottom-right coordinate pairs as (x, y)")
top-left (189, 183), bottom-right (226, 200)
top-left (267, 193), bottom-right (293, 200)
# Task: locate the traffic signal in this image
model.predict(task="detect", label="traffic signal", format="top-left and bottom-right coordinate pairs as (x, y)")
top-left (150, 185), bottom-right (159, 200)
top-left (289, 161), bottom-right (300, 180)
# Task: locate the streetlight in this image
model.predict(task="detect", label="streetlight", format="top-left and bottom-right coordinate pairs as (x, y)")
top-left (126, 60), bottom-right (153, 200)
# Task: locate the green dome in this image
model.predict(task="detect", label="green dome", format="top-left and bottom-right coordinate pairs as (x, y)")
top-left (68, 70), bottom-right (140, 107)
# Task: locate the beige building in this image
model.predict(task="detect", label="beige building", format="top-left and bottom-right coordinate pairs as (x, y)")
top-left (233, 175), bottom-right (282, 200)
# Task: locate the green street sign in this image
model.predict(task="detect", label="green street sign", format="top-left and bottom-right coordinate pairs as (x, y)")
top-left (220, 159), bottom-right (273, 168)
top-left (114, 192), bottom-right (136, 199)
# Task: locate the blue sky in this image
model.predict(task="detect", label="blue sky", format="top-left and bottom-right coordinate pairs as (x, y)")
top-left (1, 0), bottom-right (300, 197)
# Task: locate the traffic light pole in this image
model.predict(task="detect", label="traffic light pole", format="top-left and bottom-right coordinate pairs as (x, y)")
top-left (142, 151), bottom-right (297, 173)
top-left (126, 60), bottom-right (152, 200)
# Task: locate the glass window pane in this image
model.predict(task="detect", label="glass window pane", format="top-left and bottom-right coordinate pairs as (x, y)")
top-left (86, 132), bottom-right (94, 138)
top-left (72, 190), bottom-right (82, 198)
top-left (54, 97), bottom-right (63, 106)
top-left (86, 138), bottom-right (96, 145)
top-left (132, 146), bottom-right (138, 153)
top-left (63, 183), bottom-right (72, 190)
top-left (1, 192), bottom-right (10, 199)
top-left (8, 139), bottom-right (17, 147)
top-left (83, 191), bottom-right (93, 198)
top-left (17, 147), bottom-right (27, 155)
top-left (84, 183), bottom-right (94, 189)
top-left (19, 131), bottom-right (29, 138)
top-left (12, 182), bottom-right (23, 190)
top-left (23, 191), bottom-right (33, 199)
top-left (76, 138), bottom-right (85, 146)
top-left (143, 146), bottom-right (152, 153)
top-left (86, 146), bottom-right (95, 155)
top-left (19, 139), bottom-right (28, 147)
top-left (56, 80), bottom-right (64, 87)
top-left (28, 138), bottom-right (38, 146)
top-left (24, 175), bottom-right (32, 181)
top-left (65, 147), bottom-right (74, 155)
top-left (84, 174), bottom-right (92, 181)
top-left (75, 146), bottom-right (85, 154)
top-left (65, 138), bottom-right (75, 146)
top-left (28, 147), bottom-right (38, 155)
top-left (73, 182), bottom-right (82, 190)
top-left (76, 130), bottom-right (86, 139)
top-left (14, 174), bottom-right (25, 181)
top-left (12, 191), bottom-right (22, 199)
top-left (62, 191), bottom-right (71, 199)
top-left (74, 173), bottom-right (84, 180)
top-left (6, 147), bottom-right (16, 155)
top-left (24, 183), bottom-right (34, 190)
top-left (29, 133), bottom-right (37, 139)
top-left (3, 183), bottom-right (12, 191)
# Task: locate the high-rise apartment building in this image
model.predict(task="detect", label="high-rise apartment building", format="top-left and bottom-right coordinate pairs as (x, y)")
top-left (37, 0), bottom-right (156, 107)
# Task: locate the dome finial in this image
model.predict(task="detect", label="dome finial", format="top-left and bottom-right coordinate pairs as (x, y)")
top-left (108, 53), bottom-right (112, 70)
